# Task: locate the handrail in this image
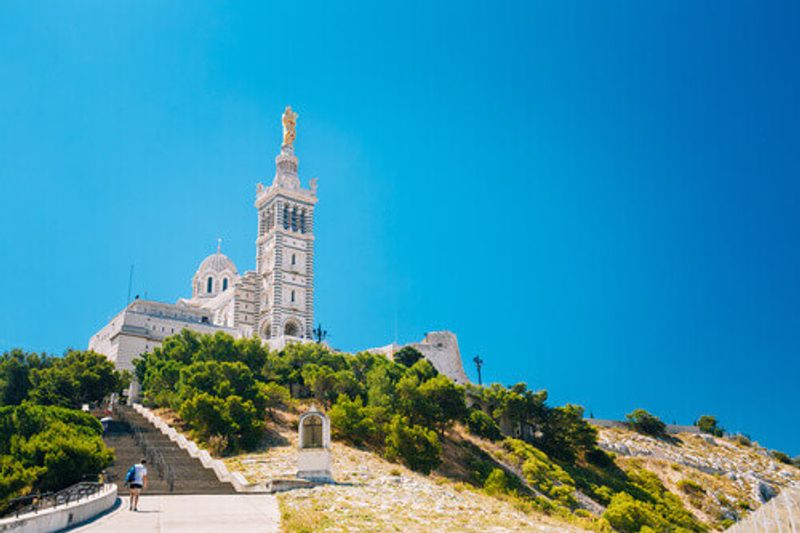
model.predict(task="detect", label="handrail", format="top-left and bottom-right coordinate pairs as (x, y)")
top-left (3, 481), bottom-right (104, 518)
top-left (112, 405), bottom-right (176, 492)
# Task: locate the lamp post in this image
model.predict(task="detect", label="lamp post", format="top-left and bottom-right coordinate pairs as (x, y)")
top-left (313, 323), bottom-right (328, 344)
top-left (473, 355), bottom-right (484, 386)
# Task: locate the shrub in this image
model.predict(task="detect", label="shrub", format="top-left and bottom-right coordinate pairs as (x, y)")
top-left (0, 405), bottom-right (112, 509)
top-left (16, 421), bottom-right (114, 491)
top-left (206, 435), bottom-right (229, 457)
top-left (771, 450), bottom-right (792, 465)
top-left (677, 479), bottom-right (705, 496)
top-left (586, 448), bottom-right (614, 467)
top-left (483, 468), bottom-right (512, 495)
top-left (733, 434), bottom-right (751, 447)
top-left (466, 410), bottom-right (502, 441)
top-left (626, 409), bottom-right (667, 437)
top-left (499, 438), bottom-right (576, 508)
top-left (0, 457), bottom-right (42, 507)
top-left (696, 415), bottom-right (724, 437)
top-left (603, 492), bottom-right (667, 533)
top-left (384, 415), bottom-right (441, 474)
top-left (329, 394), bottom-right (377, 445)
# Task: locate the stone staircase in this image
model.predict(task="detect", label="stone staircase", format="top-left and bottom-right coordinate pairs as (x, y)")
top-left (103, 405), bottom-right (236, 495)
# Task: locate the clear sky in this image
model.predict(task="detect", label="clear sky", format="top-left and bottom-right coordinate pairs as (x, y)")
top-left (0, 2), bottom-right (798, 454)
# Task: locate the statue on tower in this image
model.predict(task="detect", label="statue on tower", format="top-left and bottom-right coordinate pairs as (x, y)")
top-left (282, 106), bottom-right (298, 146)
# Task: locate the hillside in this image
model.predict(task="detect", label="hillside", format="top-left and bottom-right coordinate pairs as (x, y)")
top-left (225, 410), bottom-right (584, 532)
top-left (218, 409), bottom-right (798, 532)
top-left (131, 331), bottom-right (800, 532)
top-left (598, 426), bottom-right (800, 526)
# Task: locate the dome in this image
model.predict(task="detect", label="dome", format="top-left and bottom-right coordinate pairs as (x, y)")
top-left (197, 252), bottom-right (238, 275)
top-left (192, 251), bottom-right (239, 299)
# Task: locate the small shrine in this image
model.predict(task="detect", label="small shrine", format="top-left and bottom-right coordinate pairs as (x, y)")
top-left (297, 406), bottom-right (333, 482)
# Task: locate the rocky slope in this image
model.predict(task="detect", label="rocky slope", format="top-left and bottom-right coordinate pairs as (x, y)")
top-left (166, 402), bottom-right (799, 532)
top-left (598, 426), bottom-right (800, 527)
top-left (226, 413), bottom-right (583, 532)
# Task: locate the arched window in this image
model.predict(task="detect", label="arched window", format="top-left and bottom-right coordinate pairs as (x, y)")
top-left (291, 253), bottom-right (296, 266)
top-left (300, 210), bottom-right (306, 234)
top-left (283, 204), bottom-right (289, 229)
top-left (291, 290), bottom-right (296, 303)
top-left (291, 207), bottom-right (298, 231)
top-left (206, 277), bottom-right (213, 293)
top-left (222, 278), bottom-right (229, 291)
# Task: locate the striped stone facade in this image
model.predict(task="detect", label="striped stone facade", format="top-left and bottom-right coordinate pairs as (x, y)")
top-left (254, 143), bottom-right (318, 341)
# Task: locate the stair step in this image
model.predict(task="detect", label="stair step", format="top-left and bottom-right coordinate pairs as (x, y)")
top-left (103, 407), bottom-right (237, 495)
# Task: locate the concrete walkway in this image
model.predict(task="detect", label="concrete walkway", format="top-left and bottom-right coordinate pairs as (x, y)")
top-left (72, 494), bottom-right (280, 532)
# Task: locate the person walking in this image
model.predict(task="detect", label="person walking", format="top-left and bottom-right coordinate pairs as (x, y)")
top-left (126, 459), bottom-right (148, 511)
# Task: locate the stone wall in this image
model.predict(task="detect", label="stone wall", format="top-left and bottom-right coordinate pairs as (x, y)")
top-left (587, 418), bottom-right (700, 435)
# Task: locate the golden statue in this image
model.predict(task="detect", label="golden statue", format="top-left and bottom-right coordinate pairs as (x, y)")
top-left (282, 105), bottom-right (298, 146)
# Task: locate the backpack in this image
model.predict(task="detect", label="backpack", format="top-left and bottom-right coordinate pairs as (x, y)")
top-left (125, 466), bottom-right (136, 484)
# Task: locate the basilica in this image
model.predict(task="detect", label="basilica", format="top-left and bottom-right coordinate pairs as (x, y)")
top-left (89, 108), bottom-right (468, 385)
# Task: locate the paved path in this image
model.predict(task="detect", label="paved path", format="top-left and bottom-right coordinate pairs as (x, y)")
top-left (72, 494), bottom-right (280, 532)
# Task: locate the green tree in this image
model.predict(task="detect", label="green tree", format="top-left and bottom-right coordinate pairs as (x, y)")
top-left (696, 415), bottom-right (724, 437)
top-left (178, 360), bottom-right (265, 411)
top-left (466, 409), bottom-right (502, 441)
top-left (384, 415), bottom-right (442, 474)
top-left (259, 382), bottom-right (291, 419)
top-left (329, 394), bottom-right (377, 445)
top-left (301, 364), bottom-right (339, 407)
top-left (626, 409), bottom-right (667, 437)
top-left (29, 350), bottom-right (127, 408)
top-left (417, 374), bottom-right (467, 435)
top-left (0, 349), bottom-right (51, 406)
top-left (178, 392), bottom-right (262, 453)
top-left (394, 346), bottom-right (423, 367)
top-left (538, 404), bottom-right (598, 461)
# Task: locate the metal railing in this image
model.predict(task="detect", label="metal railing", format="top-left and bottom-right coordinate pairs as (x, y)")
top-left (113, 405), bottom-right (176, 492)
top-left (3, 480), bottom-right (104, 519)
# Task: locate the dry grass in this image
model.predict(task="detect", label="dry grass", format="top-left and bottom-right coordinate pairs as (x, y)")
top-left (225, 422), bottom-right (585, 532)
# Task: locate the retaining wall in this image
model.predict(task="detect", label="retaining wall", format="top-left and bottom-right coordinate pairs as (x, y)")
top-left (0, 484), bottom-right (117, 533)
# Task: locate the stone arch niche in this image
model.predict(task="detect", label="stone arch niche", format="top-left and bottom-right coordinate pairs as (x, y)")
top-left (284, 319), bottom-right (301, 337)
top-left (297, 407), bottom-right (332, 482)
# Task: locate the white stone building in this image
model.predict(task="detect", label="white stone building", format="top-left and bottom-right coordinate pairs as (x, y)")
top-left (89, 107), bottom-right (317, 372)
top-left (88, 107), bottom-right (470, 385)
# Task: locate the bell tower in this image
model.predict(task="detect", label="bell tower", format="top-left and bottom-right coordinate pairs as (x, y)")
top-left (255, 107), bottom-right (318, 341)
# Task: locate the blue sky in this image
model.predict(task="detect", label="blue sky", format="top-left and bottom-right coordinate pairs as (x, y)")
top-left (0, 2), bottom-right (798, 455)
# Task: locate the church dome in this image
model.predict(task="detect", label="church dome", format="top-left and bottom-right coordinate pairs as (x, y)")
top-left (192, 251), bottom-right (239, 299)
top-left (197, 252), bottom-right (238, 275)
